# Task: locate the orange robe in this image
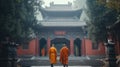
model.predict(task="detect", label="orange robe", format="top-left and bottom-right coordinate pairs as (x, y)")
top-left (41, 48), bottom-right (45, 56)
top-left (60, 46), bottom-right (69, 65)
top-left (49, 47), bottom-right (57, 64)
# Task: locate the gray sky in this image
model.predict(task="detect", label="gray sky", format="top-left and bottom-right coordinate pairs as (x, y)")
top-left (42, 0), bottom-right (86, 7)
top-left (44, 0), bottom-right (74, 5)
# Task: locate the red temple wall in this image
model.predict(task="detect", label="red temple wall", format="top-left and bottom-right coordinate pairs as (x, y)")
top-left (84, 39), bottom-right (105, 56)
top-left (17, 38), bottom-right (120, 56)
top-left (17, 39), bottom-right (37, 56)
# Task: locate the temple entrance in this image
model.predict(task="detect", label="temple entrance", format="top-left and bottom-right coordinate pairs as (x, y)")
top-left (74, 38), bottom-right (81, 56)
top-left (51, 38), bottom-right (70, 55)
top-left (39, 38), bottom-right (47, 56)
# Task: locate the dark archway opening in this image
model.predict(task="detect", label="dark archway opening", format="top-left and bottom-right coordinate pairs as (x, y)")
top-left (74, 38), bottom-right (81, 56)
top-left (51, 38), bottom-right (70, 55)
top-left (39, 38), bottom-right (47, 56)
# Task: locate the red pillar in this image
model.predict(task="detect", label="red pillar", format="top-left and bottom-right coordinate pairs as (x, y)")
top-left (70, 38), bottom-right (74, 56)
top-left (47, 37), bottom-right (51, 55)
top-left (84, 39), bottom-right (86, 56)
top-left (81, 39), bottom-right (84, 56)
top-left (35, 37), bottom-right (39, 56)
top-left (81, 38), bottom-right (86, 56)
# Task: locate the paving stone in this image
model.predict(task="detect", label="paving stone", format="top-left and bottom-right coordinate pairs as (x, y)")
top-left (31, 66), bottom-right (92, 67)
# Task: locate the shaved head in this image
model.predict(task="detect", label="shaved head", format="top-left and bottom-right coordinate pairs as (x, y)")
top-left (63, 44), bottom-right (66, 46)
top-left (52, 44), bottom-right (54, 47)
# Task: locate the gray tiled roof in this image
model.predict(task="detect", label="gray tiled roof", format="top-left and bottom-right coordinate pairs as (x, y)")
top-left (39, 21), bottom-right (86, 27)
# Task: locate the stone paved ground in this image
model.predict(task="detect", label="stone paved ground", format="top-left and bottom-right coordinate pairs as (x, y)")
top-left (31, 66), bottom-right (92, 67)
top-left (18, 56), bottom-right (104, 67)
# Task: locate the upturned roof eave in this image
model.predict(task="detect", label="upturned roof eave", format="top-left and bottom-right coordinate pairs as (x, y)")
top-left (39, 7), bottom-right (83, 19)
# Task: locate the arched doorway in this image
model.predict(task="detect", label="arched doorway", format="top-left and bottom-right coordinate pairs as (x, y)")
top-left (51, 38), bottom-right (70, 55)
top-left (39, 38), bottom-right (47, 56)
top-left (74, 38), bottom-right (81, 56)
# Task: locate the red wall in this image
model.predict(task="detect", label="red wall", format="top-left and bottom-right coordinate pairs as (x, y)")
top-left (17, 38), bottom-right (120, 56)
top-left (17, 38), bottom-right (38, 56)
top-left (83, 39), bottom-right (105, 56)
top-left (17, 38), bottom-right (106, 56)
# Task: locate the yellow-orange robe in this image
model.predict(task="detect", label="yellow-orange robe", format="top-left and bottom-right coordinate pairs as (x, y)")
top-left (60, 46), bottom-right (69, 65)
top-left (49, 47), bottom-right (57, 64)
top-left (41, 48), bottom-right (45, 56)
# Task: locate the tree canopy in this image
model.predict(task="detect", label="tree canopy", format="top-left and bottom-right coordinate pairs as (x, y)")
top-left (85, 0), bottom-right (119, 43)
top-left (0, 0), bottom-right (42, 44)
top-left (98, 0), bottom-right (120, 12)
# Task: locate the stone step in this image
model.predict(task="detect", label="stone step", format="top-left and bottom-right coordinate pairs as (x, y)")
top-left (18, 56), bottom-right (104, 67)
top-left (19, 59), bottom-right (104, 66)
top-left (29, 56), bottom-right (90, 61)
top-left (31, 66), bottom-right (92, 67)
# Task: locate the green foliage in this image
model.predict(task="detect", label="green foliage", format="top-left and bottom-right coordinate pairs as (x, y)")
top-left (0, 0), bottom-right (42, 44)
top-left (98, 0), bottom-right (120, 12)
top-left (85, 0), bottom-right (118, 43)
top-left (97, 0), bottom-right (120, 42)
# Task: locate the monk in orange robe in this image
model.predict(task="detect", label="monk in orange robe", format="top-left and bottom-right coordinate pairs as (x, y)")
top-left (41, 48), bottom-right (45, 56)
top-left (49, 44), bottom-right (57, 67)
top-left (60, 44), bottom-right (69, 67)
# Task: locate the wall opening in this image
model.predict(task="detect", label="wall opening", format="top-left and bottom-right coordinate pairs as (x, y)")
top-left (39, 38), bottom-right (47, 56)
top-left (51, 38), bottom-right (70, 56)
top-left (74, 38), bottom-right (81, 56)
